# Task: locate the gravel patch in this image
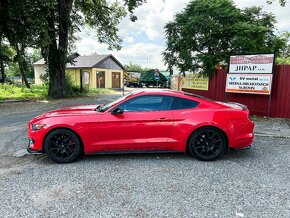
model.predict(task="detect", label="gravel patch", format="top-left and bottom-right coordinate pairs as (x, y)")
top-left (0, 137), bottom-right (290, 217)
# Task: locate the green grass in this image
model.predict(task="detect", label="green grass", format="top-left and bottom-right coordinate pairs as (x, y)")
top-left (0, 84), bottom-right (48, 101)
top-left (0, 84), bottom-right (117, 101)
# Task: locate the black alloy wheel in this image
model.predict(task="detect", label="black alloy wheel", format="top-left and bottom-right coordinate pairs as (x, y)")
top-left (44, 129), bottom-right (81, 163)
top-left (188, 127), bottom-right (226, 161)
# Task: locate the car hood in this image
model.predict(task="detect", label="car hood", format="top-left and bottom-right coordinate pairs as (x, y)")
top-left (31, 104), bottom-right (100, 121)
top-left (47, 105), bottom-right (99, 115)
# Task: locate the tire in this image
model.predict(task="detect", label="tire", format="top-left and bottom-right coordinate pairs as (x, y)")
top-left (44, 129), bottom-right (82, 163)
top-left (188, 127), bottom-right (226, 161)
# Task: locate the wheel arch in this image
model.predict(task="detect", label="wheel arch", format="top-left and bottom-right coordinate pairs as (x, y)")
top-left (186, 125), bottom-right (229, 153)
top-left (42, 127), bottom-right (84, 154)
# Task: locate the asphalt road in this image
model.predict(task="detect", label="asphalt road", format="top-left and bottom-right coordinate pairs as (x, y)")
top-left (0, 94), bottom-right (290, 217)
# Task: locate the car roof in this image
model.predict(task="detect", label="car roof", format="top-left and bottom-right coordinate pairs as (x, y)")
top-left (130, 89), bottom-right (184, 96)
top-left (127, 89), bottom-right (216, 105)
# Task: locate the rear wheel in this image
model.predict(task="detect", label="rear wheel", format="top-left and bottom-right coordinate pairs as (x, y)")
top-left (188, 127), bottom-right (226, 161)
top-left (44, 129), bottom-right (81, 163)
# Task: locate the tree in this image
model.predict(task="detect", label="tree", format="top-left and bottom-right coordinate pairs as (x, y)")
top-left (1, 48), bottom-right (40, 81)
top-left (27, 49), bottom-right (42, 78)
top-left (0, 2), bottom-right (6, 83)
top-left (0, 39), bottom-right (10, 83)
top-left (163, 0), bottom-right (284, 76)
top-left (276, 31), bottom-right (290, 64)
top-left (0, 37), bottom-right (17, 83)
top-left (0, 41), bottom-right (16, 79)
top-left (0, 0), bottom-right (47, 88)
top-left (1, 0), bottom-right (145, 97)
top-left (279, 32), bottom-right (290, 57)
top-left (124, 62), bottom-right (150, 72)
top-left (43, 0), bottom-right (146, 98)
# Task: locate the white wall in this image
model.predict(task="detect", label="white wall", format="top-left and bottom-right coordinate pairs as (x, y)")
top-left (34, 65), bottom-right (48, 85)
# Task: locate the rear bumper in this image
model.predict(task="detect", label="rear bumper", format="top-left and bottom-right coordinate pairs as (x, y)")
top-left (229, 119), bottom-right (255, 149)
top-left (232, 132), bottom-right (254, 149)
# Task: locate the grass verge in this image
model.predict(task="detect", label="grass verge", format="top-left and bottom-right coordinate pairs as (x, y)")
top-left (0, 84), bottom-right (117, 101)
top-left (0, 84), bottom-right (48, 100)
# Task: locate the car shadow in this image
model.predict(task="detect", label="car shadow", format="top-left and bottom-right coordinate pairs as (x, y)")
top-left (223, 147), bottom-right (257, 160)
top-left (78, 148), bottom-right (255, 164)
top-left (80, 152), bottom-right (189, 162)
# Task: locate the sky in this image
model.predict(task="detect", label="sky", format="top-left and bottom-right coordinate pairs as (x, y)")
top-left (75, 0), bottom-right (290, 70)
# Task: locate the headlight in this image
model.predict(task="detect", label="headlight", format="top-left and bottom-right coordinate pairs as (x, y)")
top-left (31, 124), bottom-right (46, 130)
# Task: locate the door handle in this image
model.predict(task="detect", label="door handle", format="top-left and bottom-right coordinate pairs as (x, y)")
top-left (158, 117), bottom-right (168, 120)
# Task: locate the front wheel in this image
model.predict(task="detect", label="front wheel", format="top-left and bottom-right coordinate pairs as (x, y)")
top-left (188, 127), bottom-right (226, 161)
top-left (44, 129), bottom-right (82, 163)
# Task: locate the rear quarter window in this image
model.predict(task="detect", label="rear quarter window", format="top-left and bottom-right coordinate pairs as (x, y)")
top-left (171, 97), bottom-right (199, 110)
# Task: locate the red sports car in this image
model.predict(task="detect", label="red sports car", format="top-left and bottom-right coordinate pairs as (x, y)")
top-left (27, 90), bottom-right (254, 163)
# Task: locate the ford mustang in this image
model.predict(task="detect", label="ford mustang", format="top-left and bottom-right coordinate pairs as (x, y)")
top-left (27, 90), bottom-right (254, 163)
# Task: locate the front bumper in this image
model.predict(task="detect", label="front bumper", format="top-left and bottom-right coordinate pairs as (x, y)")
top-left (27, 138), bottom-right (43, 154)
top-left (230, 145), bottom-right (252, 150)
top-left (27, 147), bottom-right (43, 154)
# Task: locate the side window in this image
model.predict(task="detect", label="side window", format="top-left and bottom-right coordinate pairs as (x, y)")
top-left (119, 95), bottom-right (174, 112)
top-left (171, 97), bottom-right (199, 110)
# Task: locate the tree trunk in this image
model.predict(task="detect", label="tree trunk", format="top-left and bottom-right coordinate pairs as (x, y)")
top-left (0, 58), bottom-right (4, 83)
top-left (47, 40), bottom-right (66, 98)
top-left (16, 44), bottom-right (30, 88)
top-left (0, 38), bottom-right (5, 83)
top-left (47, 0), bottom-right (73, 98)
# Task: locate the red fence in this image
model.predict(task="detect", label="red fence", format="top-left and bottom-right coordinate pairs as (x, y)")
top-left (183, 65), bottom-right (290, 118)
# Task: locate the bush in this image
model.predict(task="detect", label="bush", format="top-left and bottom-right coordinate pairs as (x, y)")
top-left (65, 76), bottom-right (86, 97)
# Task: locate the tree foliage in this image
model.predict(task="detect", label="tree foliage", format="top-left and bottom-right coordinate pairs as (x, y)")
top-left (279, 32), bottom-right (290, 57)
top-left (276, 31), bottom-right (290, 64)
top-left (1, 0), bottom-right (50, 87)
top-left (0, 0), bottom-right (145, 97)
top-left (125, 62), bottom-right (150, 72)
top-left (0, 41), bottom-right (14, 63)
top-left (0, 44), bottom-right (41, 79)
top-left (163, 0), bottom-right (285, 76)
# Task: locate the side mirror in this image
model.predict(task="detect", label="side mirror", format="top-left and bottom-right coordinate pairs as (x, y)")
top-left (111, 107), bottom-right (124, 115)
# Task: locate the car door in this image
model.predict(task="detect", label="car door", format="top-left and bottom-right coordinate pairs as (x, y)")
top-left (96, 95), bottom-right (174, 151)
top-left (169, 96), bottom-right (201, 149)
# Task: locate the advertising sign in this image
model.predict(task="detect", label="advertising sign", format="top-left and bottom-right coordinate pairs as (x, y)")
top-left (155, 75), bottom-right (160, 81)
top-left (227, 54), bottom-right (274, 95)
top-left (181, 74), bottom-right (209, 90)
top-left (225, 74), bottom-right (272, 95)
top-left (154, 72), bottom-right (160, 81)
top-left (229, 54), bottom-right (274, 74)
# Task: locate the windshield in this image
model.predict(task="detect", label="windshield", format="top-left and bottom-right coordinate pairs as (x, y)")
top-left (96, 92), bottom-right (132, 112)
